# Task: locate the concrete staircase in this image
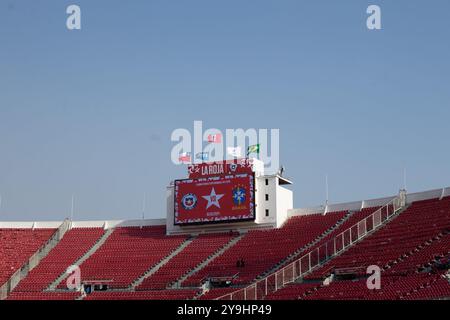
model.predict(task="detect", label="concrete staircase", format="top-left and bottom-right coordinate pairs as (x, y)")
top-left (46, 228), bottom-right (114, 291)
top-left (170, 233), bottom-right (246, 289)
top-left (129, 236), bottom-right (197, 290)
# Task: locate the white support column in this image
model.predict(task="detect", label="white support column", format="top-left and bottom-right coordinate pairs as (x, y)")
top-left (299, 259), bottom-right (302, 276)
top-left (357, 223), bottom-right (360, 240)
top-left (275, 273), bottom-right (278, 291)
top-left (265, 278), bottom-right (268, 296)
top-left (308, 252), bottom-right (312, 271)
top-left (292, 264), bottom-right (295, 281)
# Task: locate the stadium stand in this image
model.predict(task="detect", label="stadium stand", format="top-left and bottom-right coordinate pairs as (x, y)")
top-left (0, 228), bottom-right (55, 287)
top-left (305, 197), bottom-right (450, 280)
top-left (271, 207), bottom-right (381, 273)
top-left (1, 190), bottom-right (449, 300)
top-left (182, 211), bottom-right (348, 286)
top-left (264, 197), bottom-right (450, 300)
top-left (74, 226), bottom-right (187, 288)
top-left (264, 283), bottom-right (320, 300)
top-left (12, 228), bottom-right (105, 292)
top-left (7, 291), bottom-right (81, 301)
top-left (83, 289), bottom-right (199, 300)
top-left (136, 232), bottom-right (239, 290)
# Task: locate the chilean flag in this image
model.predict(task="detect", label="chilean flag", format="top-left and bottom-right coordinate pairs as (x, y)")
top-left (178, 152), bottom-right (192, 163)
top-left (207, 134), bottom-right (222, 144)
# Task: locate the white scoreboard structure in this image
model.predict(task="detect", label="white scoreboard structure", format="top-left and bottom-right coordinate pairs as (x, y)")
top-left (166, 158), bottom-right (293, 235)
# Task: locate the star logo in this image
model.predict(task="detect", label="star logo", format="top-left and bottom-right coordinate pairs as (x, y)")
top-left (202, 188), bottom-right (224, 209)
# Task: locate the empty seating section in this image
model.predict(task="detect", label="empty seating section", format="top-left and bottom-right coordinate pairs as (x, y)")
top-left (0, 228), bottom-right (55, 287)
top-left (312, 207), bottom-right (380, 250)
top-left (76, 226), bottom-right (187, 288)
top-left (2, 196), bottom-right (449, 300)
top-left (268, 271), bottom-right (449, 300)
top-left (306, 197), bottom-right (450, 280)
top-left (264, 197), bottom-right (450, 300)
top-left (137, 232), bottom-right (237, 290)
top-left (299, 272), bottom-right (449, 300)
top-left (182, 212), bottom-right (347, 286)
top-left (384, 234), bottom-right (449, 276)
top-left (83, 289), bottom-right (199, 300)
top-left (265, 283), bottom-right (319, 300)
top-left (404, 275), bottom-right (450, 300)
top-left (277, 207), bottom-right (380, 270)
top-left (7, 291), bottom-right (80, 300)
top-left (12, 228), bottom-right (105, 292)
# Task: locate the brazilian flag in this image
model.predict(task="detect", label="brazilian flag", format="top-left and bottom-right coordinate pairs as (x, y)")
top-left (247, 144), bottom-right (260, 155)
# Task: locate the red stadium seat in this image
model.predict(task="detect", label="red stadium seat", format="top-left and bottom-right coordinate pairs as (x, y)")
top-left (0, 228), bottom-right (55, 288)
top-left (3, 196), bottom-right (449, 300)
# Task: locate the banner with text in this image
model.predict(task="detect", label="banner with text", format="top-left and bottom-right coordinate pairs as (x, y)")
top-left (174, 173), bottom-right (255, 225)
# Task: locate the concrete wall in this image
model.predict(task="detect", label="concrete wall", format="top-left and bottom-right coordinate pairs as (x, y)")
top-left (0, 220), bottom-right (167, 230)
top-left (0, 221), bottom-right (62, 229)
top-left (406, 188), bottom-right (443, 204)
top-left (325, 201), bottom-right (362, 213)
top-left (362, 196), bottom-right (396, 208)
top-left (443, 187), bottom-right (450, 198)
top-left (255, 176), bottom-right (277, 225)
top-left (275, 180), bottom-right (293, 228)
top-left (288, 206), bottom-right (325, 217)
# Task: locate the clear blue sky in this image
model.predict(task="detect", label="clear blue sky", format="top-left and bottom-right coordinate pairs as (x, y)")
top-left (1, 0), bottom-right (449, 221)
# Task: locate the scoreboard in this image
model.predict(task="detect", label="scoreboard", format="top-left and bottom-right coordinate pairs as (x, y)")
top-left (174, 173), bottom-right (255, 225)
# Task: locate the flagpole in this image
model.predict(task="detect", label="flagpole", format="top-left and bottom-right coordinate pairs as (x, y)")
top-left (403, 167), bottom-right (407, 191)
top-left (325, 175), bottom-right (329, 206)
top-left (70, 194), bottom-right (74, 221)
top-left (142, 193), bottom-right (146, 221)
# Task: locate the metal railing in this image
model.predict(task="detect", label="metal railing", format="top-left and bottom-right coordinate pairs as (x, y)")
top-left (216, 192), bottom-right (406, 300)
top-left (0, 219), bottom-right (71, 300)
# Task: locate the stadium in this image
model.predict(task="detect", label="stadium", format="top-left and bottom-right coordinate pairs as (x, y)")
top-left (1, 1), bottom-right (450, 306)
top-left (1, 158), bottom-right (449, 300)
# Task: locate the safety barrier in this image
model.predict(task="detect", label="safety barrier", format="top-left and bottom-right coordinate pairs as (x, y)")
top-left (217, 191), bottom-right (406, 300)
